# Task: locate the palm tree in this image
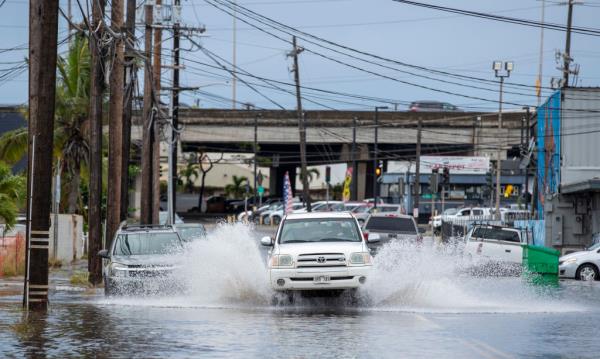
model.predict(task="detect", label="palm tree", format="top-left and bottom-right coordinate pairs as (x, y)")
top-left (299, 168), bottom-right (320, 183)
top-left (179, 161), bottom-right (199, 193)
top-left (225, 175), bottom-right (249, 199)
top-left (0, 32), bottom-right (91, 214)
top-left (0, 162), bottom-right (26, 229)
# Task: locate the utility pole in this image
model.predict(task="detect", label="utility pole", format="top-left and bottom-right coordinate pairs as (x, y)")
top-left (253, 113), bottom-right (259, 205)
top-left (414, 118), bottom-right (422, 219)
top-left (170, 0), bottom-right (181, 224)
top-left (24, 0), bottom-right (60, 311)
top-left (232, 0), bottom-right (237, 109)
top-left (140, 3), bottom-right (154, 225)
top-left (536, 0), bottom-right (546, 105)
top-left (87, 0), bottom-right (105, 286)
top-left (563, 0), bottom-right (574, 87)
top-left (493, 61), bottom-right (513, 219)
top-left (152, 0), bottom-right (163, 225)
top-left (289, 36), bottom-right (311, 212)
top-left (106, 0), bottom-right (125, 247)
top-left (351, 116), bottom-right (358, 201)
top-left (120, 0), bottom-right (136, 222)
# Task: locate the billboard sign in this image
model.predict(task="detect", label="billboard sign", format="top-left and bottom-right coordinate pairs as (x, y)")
top-left (421, 156), bottom-right (490, 174)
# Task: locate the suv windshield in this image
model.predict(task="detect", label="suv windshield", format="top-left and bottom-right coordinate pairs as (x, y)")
top-left (279, 218), bottom-right (361, 244)
top-left (176, 226), bottom-right (206, 242)
top-left (366, 217), bottom-right (416, 233)
top-left (471, 227), bottom-right (520, 243)
top-left (113, 232), bottom-right (182, 256)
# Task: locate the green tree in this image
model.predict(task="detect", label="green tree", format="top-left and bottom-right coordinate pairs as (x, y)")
top-left (299, 168), bottom-right (320, 183)
top-left (0, 162), bottom-right (26, 229)
top-left (0, 32), bottom-right (91, 214)
top-left (225, 175), bottom-right (249, 199)
top-left (179, 161), bottom-right (199, 193)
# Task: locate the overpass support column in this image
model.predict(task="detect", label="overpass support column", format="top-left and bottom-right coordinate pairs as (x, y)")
top-left (269, 165), bottom-right (297, 198)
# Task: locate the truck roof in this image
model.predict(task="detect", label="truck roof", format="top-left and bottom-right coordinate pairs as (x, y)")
top-left (285, 212), bottom-right (354, 220)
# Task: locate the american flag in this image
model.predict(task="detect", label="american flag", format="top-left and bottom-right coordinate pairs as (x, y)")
top-left (283, 171), bottom-right (294, 214)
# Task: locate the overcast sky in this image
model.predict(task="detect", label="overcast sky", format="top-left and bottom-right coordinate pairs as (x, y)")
top-left (1, 0), bottom-right (599, 111)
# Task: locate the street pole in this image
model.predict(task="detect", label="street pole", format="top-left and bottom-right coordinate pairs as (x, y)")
top-left (25, 0), bottom-right (60, 311)
top-left (88, 0), bottom-right (105, 286)
top-left (140, 4), bottom-right (154, 225)
top-left (537, 0), bottom-right (545, 105)
top-left (563, 0), bottom-right (574, 87)
top-left (414, 118), bottom-right (422, 219)
top-left (121, 0), bottom-right (136, 222)
top-left (171, 0), bottom-right (181, 223)
top-left (232, 0), bottom-right (237, 109)
top-left (496, 76), bottom-right (504, 218)
top-left (351, 116), bottom-right (357, 201)
top-left (373, 108), bottom-right (378, 208)
top-left (289, 36), bottom-right (311, 212)
top-left (254, 113), bottom-right (258, 206)
top-left (525, 107), bottom-right (531, 211)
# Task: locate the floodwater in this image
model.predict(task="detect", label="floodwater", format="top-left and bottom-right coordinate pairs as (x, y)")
top-left (1, 223), bottom-right (600, 358)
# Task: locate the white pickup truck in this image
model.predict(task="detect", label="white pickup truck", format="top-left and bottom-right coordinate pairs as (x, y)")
top-left (463, 224), bottom-right (526, 275)
top-left (261, 212), bottom-right (376, 292)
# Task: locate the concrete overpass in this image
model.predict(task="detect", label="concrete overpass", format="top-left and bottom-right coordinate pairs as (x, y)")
top-left (132, 109), bottom-right (528, 199)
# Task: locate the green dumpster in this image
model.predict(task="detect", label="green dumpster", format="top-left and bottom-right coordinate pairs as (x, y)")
top-left (522, 244), bottom-right (560, 286)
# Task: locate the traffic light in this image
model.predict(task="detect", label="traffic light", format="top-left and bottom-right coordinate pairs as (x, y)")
top-left (325, 166), bottom-right (331, 183)
top-left (442, 167), bottom-right (450, 185)
top-left (375, 166), bottom-right (382, 177)
top-left (429, 168), bottom-right (439, 193)
top-left (485, 171), bottom-right (493, 188)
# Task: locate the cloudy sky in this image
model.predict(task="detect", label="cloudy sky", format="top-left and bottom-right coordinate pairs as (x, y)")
top-left (1, 0), bottom-right (599, 111)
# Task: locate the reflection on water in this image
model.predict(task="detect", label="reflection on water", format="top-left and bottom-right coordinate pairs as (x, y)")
top-left (1, 223), bottom-right (600, 357)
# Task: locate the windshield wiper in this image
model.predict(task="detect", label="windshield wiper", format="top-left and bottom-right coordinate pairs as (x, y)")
top-left (282, 240), bottom-right (309, 243)
top-left (317, 238), bottom-right (357, 242)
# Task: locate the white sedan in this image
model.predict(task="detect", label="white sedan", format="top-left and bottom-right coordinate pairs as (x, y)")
top-left (559, 243), bottom-right (600, 281)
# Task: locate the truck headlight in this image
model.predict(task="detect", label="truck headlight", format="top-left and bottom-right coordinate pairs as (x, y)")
top-left (110, 263), bottom-right (128, 278)
top-left (349, 252), bottom-right (372, 266)
top-left (270, 255), bottom-right (294, 268)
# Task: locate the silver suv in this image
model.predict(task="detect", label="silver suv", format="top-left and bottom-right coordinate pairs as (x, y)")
top-left (98, 224), bottom-right (184, 295)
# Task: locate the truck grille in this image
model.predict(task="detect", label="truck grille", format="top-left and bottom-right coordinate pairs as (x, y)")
top-left (296, 253), bottom-right (346, 268)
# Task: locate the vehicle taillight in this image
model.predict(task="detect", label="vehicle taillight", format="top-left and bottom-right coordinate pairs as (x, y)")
top-left (363, 232), bottom-right (369, 241)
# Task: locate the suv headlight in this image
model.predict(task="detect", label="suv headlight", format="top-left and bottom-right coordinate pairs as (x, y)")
top-left (349, 252), bottom-right (372, 266)
top-left (270, 254), bottom-right (294, 268)
top-left (110, 263), bottom-right (129, 278)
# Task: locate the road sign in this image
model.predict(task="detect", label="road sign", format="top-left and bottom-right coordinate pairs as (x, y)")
top-left (258, 186), bottom-right (265, 196)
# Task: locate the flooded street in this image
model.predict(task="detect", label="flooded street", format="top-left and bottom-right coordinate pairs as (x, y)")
top-left (1, 224), bottom-right (600, 358)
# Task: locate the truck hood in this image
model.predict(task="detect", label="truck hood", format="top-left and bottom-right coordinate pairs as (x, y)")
top-left (111, 254), bottom-right (180, 267)
top-left (275, 241), bottom-right (367, 257)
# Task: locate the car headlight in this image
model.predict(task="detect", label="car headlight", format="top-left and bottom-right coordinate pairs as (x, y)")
top-left (349, 252), bottom-right (372, 266)
top-left (561, 258), bottom-right (578, 265)
top-left (110, 263), bottom-right (129, 277)
top-left (270, 255), bottom-right (294, 268)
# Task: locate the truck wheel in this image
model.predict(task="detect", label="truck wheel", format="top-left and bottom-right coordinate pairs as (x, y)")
top-left (104, 279), bottom-right (114, 296)
top-left (273, 216), bottom-right (281, 225)
top-left (576, 264), bottom-right (599, 281)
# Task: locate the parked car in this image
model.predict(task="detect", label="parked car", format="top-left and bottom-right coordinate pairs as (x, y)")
top-left (268, 203), bottom-right (305, 225)
top-left (559, 243), bottom-right (600, 281)
top-left (430, 207), bottom-right (459, 234)
top-left (173, 223), bottom-right (206, 242)
top-left (362, 213), bottom-right (423, 252)
top-left (409, 101), bottom-right (461, 112)
top-left (98, 224), bottom-right (184, 295)
top-left (292, 201), bottom-right (344, 214)
top-left (463, 224), bottom-right (524, 275)
top-left (261, 212), bottom-right (375, 293)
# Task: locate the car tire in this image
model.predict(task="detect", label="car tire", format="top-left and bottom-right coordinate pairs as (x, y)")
top-left (576, 264), bottom-right (599, 281)
top-left (358, 219), bottom-right (365, 226)
top-left (104, 279), bottom-right (114, 296)
top-left (273, 216), bottom-right (281, 225)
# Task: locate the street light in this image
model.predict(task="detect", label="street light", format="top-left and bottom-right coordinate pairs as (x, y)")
top-left (373, 106), bottom-right (389, 208)
top-left (492, 61), bottom-right (513, 218)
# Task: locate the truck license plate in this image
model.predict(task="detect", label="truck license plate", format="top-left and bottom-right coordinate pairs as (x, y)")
top-left (313, 275), bottom-right (330, 283)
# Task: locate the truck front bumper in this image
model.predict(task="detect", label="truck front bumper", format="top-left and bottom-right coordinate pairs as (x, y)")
top-left (269, 266), bottom-right (371, 291)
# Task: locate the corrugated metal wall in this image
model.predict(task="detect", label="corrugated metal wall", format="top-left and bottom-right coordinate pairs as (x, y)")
top-left (561, 88), bottom-right (600, 186)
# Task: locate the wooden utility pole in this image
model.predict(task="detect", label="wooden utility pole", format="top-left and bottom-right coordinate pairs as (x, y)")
top-left (87, 0), bottom-right (105, 286)
top-left (106, 0), bottom-right (125, 247)
top-left (152, 0), bottom-right (163, 224)
top-left (563, 0), bottom-right (574, 87)
top-left (171, 0), bottom-right (181, 223)
top-left (24, 0), bottom-right (60, 310)
top-left (289, 36), bottom-right (311, 211)
top-left (120, 0), bottom-right (137, 221)
top-left (351, 117), bottom-right (358, 201)
top-left (414, 118), bottom-right (422, 219)
top-left (140, 4), bottom-right (154, 224)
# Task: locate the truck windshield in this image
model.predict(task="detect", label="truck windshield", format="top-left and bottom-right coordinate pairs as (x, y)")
top-left (113, 232), bottom-right (182, 256)
top-left (279, 218), bottom-right (361, 244)
top-left (365, 217), bottom-right (416, 233)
